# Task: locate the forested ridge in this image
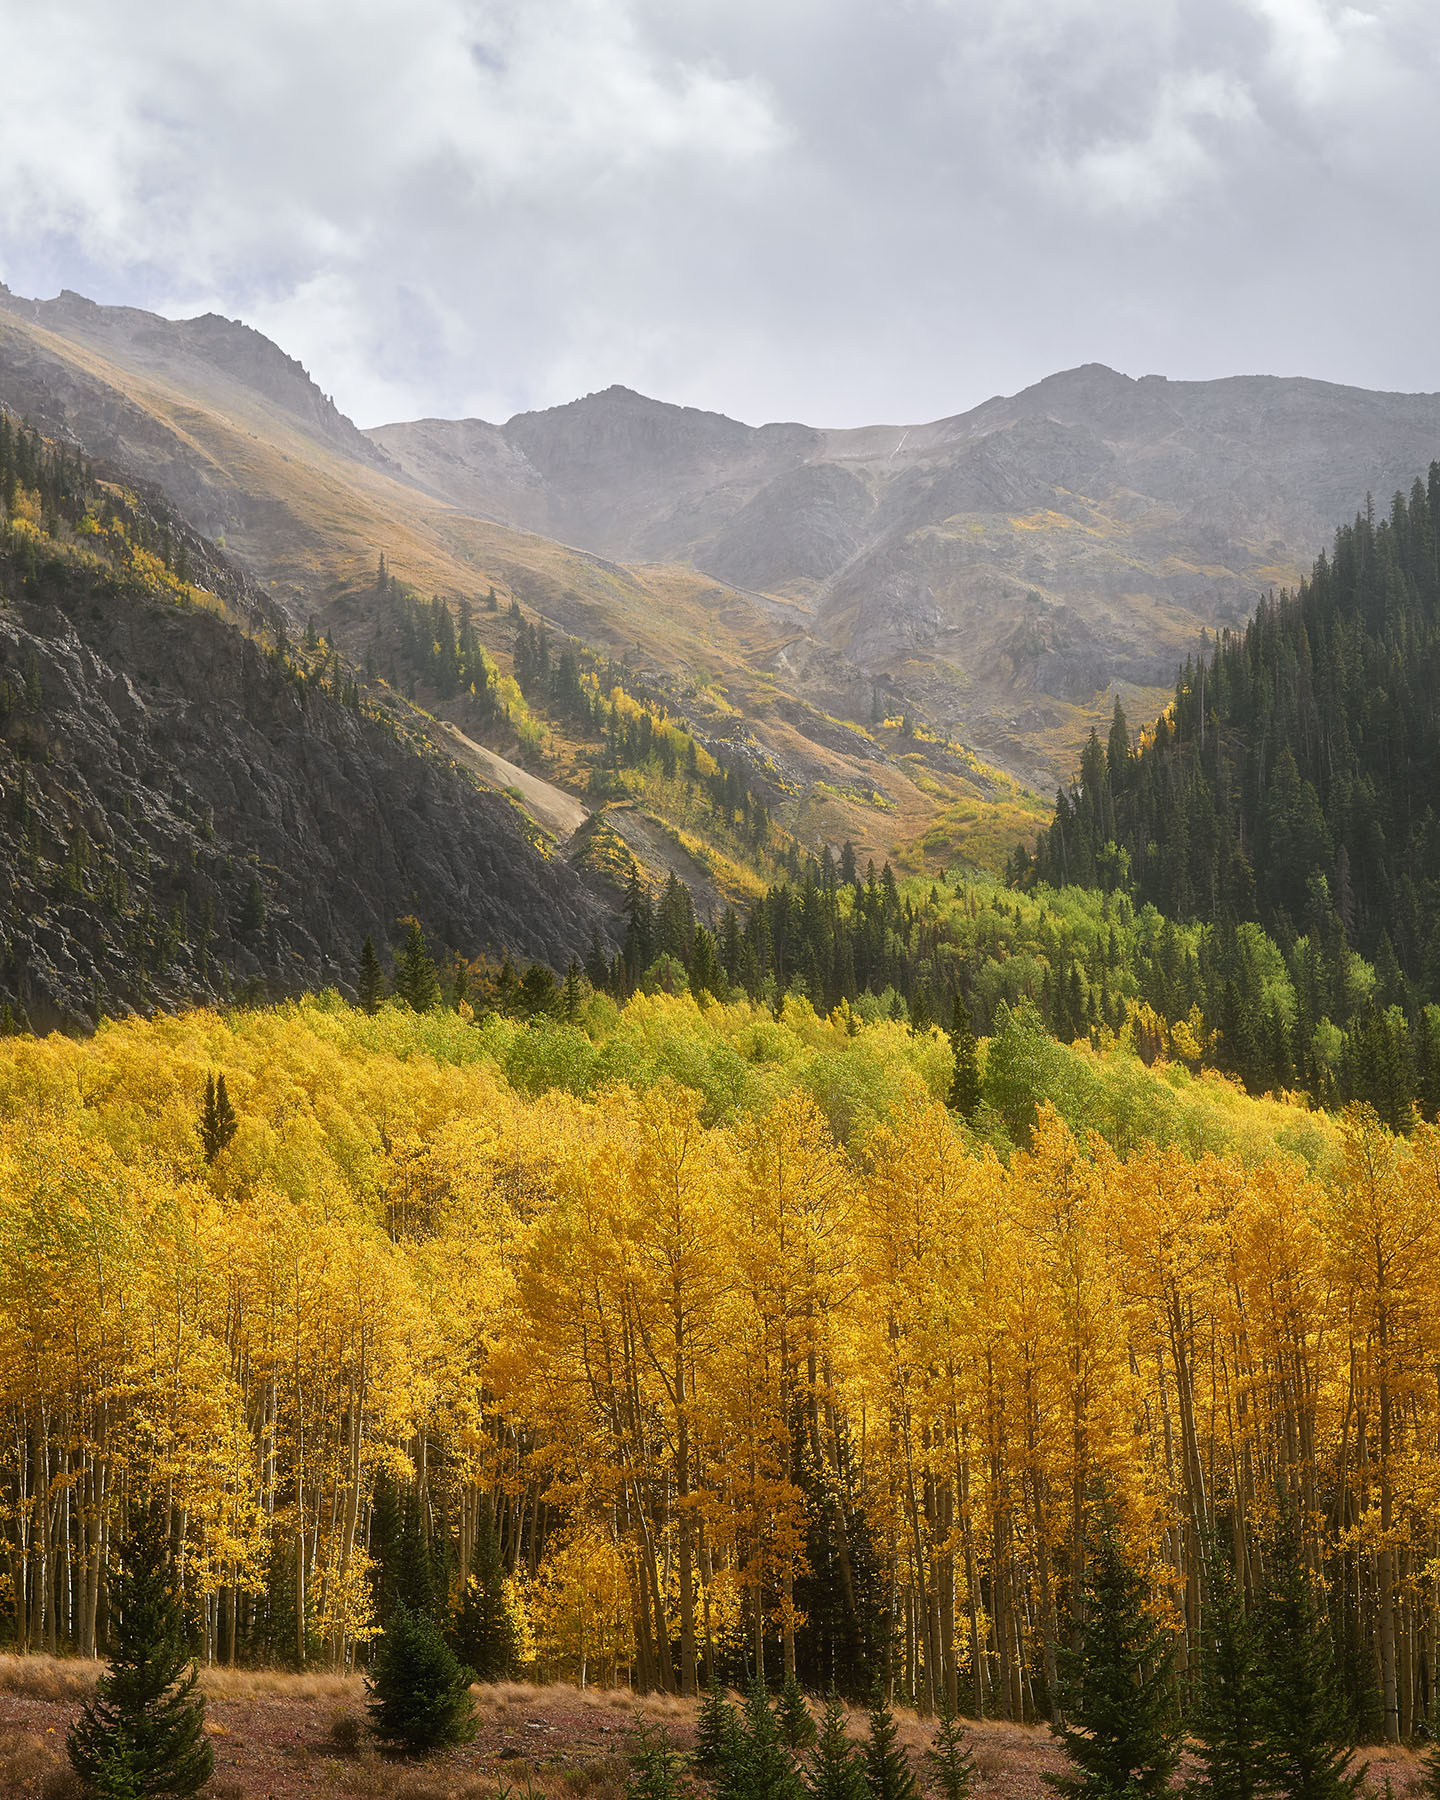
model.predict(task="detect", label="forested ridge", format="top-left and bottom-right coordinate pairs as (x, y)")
top-left (1021, 466), bottom-right (1440, 1121)
top-left (0, 415), bottom-right (611, 1027)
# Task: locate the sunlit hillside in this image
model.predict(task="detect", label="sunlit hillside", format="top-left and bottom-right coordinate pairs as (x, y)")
top-left (0, 296), bottom-right (1045, 882)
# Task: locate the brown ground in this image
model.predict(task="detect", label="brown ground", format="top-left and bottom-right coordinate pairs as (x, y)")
top-left (0, 1658), bottom-right (1425, 1800)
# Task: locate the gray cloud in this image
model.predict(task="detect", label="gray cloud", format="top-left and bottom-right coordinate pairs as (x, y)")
top-left (1, 0), bottom-right (1436, 427)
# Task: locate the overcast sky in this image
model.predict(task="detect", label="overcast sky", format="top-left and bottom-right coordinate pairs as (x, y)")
top-left (1, 0), bottom-right (1437, 429)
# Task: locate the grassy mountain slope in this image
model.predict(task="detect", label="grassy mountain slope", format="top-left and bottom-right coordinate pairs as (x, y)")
top-left (0, 288), bottom-right (1043, 885)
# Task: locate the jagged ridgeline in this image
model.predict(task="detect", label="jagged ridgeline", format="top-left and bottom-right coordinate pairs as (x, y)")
top-left (1020, 464), bottom-right (1440, 1122)
top-left (0, 415), bottom-right (609, 1030)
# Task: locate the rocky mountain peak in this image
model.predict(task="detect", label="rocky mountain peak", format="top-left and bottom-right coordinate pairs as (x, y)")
top-left (0, 286), bottom-right (392, 473)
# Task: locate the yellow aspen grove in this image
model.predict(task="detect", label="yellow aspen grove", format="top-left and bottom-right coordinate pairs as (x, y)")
top-left (3, 991), bottom-right (1440, 1733)
top-left (619, 1080), bottom-right (729, 1693)
top-left (854, 1098), bottom-right (974, 1715)
top-left (1321, 1108), bottom-right (1440, 1741)
top-left (726, 1089), bottom-right (855, 1682)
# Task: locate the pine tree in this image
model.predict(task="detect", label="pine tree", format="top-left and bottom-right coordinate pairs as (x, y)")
top-left (1419, 1702), bottom-right (1440, 1800)
top-left (1186, 1541), bottom-right (1265, 1800)
top-left (366, 1602), bottom-right (476, 1752)
top-left (630, 1724), bottom-right (685, 1800)
top-left (927, 1697), bottom-right (977, 1800)
top-left (1254, 1516), bottom-right (1365, 1800)
top-left (778, 1672), bottom-right (817, 1748)
top-left (862, 1689), bottom-right (918, 1800)
top-left (393, 917), bottom-right (441, 1011)
top-left (238, 873), bottom-right (266, 935)
top-left (368, 1467), bottom-right (405, 1627)
top-left (691, 925), bottom-right (723, 1000)
top-left (358, 935), bottom-right (385, 1013)
top-left (198, 1072), bottom-right (238, 1163)
top-left (451, 1506), bottom-right (518, 1682)
top-left (67, 1502), bottom-right (214, 1799)
top-left (948, 998), bottom-right (982, 1122)
top-left (807, 1693), bottom-right (866, 1800)
top-left (1045, 1501), bottom-right (1178, 1800)
top-left (695, 1679), bottom-right (743, 1776)
top-left (721, 1680), bottom-right (803, 1800)
top-left (396, 1487), bottom-right (437, 1619)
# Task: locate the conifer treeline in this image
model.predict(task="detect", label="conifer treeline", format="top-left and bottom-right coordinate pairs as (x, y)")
top-left (511, 610), bottom-right (774, 841)
top-left (376, 571), bottom-right (776, 848)
top-left (603, 854), bottom-right (1431, 1134)
top-left (1020, 467), bottom-right (1440, 1117)
top-left (0, 997), bottom-right (1434, 1746)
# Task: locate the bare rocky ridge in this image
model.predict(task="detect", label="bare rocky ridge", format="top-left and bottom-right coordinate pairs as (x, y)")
top-left (373, 364), bottom-right (1440, 753)
top-left (0, 285), bottom-right (393, 477)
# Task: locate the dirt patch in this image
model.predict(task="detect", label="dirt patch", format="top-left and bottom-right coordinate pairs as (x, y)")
top-left (437, 721), bottom-right (590, 840)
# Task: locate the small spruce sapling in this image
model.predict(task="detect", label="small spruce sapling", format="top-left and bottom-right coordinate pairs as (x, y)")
top-left (1254, 1514), bottom-right (1365, 1800)
top-left (1045, 1499), bottom-right (1178, 1800)
top-left (1186, 1538), bottom-right (1265, 1800)
top-left (67, 1502), bottom-right (214, 1799)
top-left (630, 1724), bottom-right (685, 1800)
top-left (928, 1697), bottom-right (977, 1800)
top-left (695, 1680), bottom-right (744, 1776)
top-left (721, 1680), bottom-right (803, 1800)
top-left (366, 1601), bottom-right (477, 1752)
top-left (863, 1689), bottom-right (918, 1800)
top-left (779, 1673), bottom-right (818, 1749)
top-left (1419, 1717), bottom-right (1440, 1800)
top-left (807, 1693), bottom-right (866, 1800)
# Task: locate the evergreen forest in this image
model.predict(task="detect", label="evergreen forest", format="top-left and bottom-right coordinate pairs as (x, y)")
top-left (1021, 468), bottom-right (1440, 1120)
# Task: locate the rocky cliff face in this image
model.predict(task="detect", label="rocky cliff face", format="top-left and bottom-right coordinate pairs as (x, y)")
top-left (0, 546), bottom-right (611, 1033)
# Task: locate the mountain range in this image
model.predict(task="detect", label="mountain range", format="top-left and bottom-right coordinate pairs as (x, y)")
top-left (3, 281), bottom-right (1440, 1026)
top-left (373, 367), bottom-right (1440, 770)
top-left (8, 287), bottom-right (1440, 792)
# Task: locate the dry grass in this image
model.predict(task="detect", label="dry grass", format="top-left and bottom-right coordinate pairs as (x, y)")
top-left (561, 1754), bottom-right (630, 1800)
top-left (0, 1654), bottom-right (99, 1702)
top-left (199, 1663), bottom-right (364, 1702)
top-left (0, 1726), bottom-right (78, 1800)
top-left (0, 1659), bottom-right (1423, 1800)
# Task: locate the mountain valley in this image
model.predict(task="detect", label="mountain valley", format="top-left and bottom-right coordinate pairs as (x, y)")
top-left (4, 281), bottom-right (1440, 1027)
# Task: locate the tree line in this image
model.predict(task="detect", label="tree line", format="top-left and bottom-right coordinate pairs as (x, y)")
top-left (598, 853), bottom-right (1435, 1137)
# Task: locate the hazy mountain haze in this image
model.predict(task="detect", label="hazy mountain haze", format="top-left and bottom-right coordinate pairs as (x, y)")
top-left (8, 281), bottom-right (1440, 811)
